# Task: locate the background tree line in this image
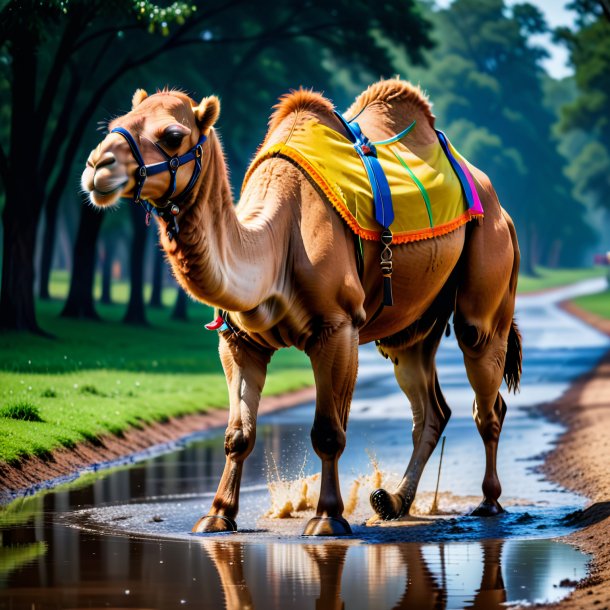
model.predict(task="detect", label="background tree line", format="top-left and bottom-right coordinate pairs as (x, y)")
top-left (0, 0), bottom-right (608, 335)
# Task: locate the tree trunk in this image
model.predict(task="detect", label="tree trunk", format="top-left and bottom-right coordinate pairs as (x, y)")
top-left (521, 224), bottom-right (539, 277)
top-left (100, 234), bottom-right (116, 305)
top-left (123, 205), bottom-right (149, 325)
top-left (0, 29), bottom-right (43, 333)
top-left (61, 199), bottom-right (104, 319)
top-left (0, 204), bottom-right (43, 332)
top-left (38, 198), bottom-right (60, 300)
top-left (172, 288), bottom-right (189, 321)
top-left (149, 242), bottom-right (165, 308)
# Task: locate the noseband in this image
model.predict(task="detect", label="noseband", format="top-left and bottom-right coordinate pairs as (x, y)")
top-left (110, 126), bottom-right (207, 241)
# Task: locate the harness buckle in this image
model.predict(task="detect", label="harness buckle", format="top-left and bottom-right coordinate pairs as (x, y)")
top-left (195, 145), bottom-right (203, 158)
top-left (360, 142), bottom-right (377, 157)
top-left (139, 166), bottom-right (147, 177)
top-left (170, 157), bottom-right (180, 170)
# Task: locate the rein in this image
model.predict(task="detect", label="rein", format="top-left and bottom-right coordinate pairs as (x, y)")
top-left (111, 126), bottom-right (207, 241)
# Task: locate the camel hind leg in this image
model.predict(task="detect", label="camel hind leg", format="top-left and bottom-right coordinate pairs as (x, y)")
top-left (370, 316), bottom-right (452, 520)
top-left (455, 208), bottom-right (521, 516)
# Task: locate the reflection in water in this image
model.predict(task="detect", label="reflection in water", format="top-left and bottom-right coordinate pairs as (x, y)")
top-left (0, 419), bottom-right (591, 610)
top-left (196, 537), bottom-right (584, 610)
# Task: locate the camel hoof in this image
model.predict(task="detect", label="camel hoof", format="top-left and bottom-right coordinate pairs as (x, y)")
top-left (470, 499), bottom-right (504, 517)
top-left (303, 516), bottom-right (352, 536)
top-left (370, 488), bottom-right (406, 520)
top-left (192, 514), bottom-right (237, 533)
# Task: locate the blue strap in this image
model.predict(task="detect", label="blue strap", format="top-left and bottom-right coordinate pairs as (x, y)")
top-left (334, 111), bottom-right (394, 229)
top-left (435, 130), bottom-right (475, 209)
top-left (111, 126), bottom-right (146, 166)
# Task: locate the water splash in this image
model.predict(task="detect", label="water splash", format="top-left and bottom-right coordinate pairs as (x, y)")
top-left (264, 450), bottom-right (528, 522)
top-left (265, 452), bottom-right (319, 518)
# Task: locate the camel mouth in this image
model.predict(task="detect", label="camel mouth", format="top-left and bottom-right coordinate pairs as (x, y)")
top-left (94, 181), bottom-right (128, 196)
top-left (81, 165), bottom-right (130, 207)
top-left (87, 182), bottom-right (128, 208)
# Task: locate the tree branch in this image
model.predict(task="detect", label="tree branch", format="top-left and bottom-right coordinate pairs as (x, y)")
top-left (36, 14), bottom-right (83, 132)
top-left (41, 64), bottom-right (82, 177)
top-left (72, 23), bottom-right (141, 52)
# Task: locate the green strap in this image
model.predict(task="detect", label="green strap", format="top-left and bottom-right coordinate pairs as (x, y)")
top-left (392, 150), bottom-right (434, 228)
top-left (373, 120), bottom-right (416, 146)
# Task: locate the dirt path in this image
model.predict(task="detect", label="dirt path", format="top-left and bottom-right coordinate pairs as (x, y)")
top-left (530, 302), bottom-right (610, 610)
top-left (0, 386), bottom-right (316, 503)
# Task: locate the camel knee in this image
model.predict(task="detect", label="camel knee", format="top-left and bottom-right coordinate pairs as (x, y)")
top-left (311, 416), bottom-right (346, 460)
top-left (474, 395), bottom-right (507, 441)
top-left (224, 427), bottom-right (254, 461)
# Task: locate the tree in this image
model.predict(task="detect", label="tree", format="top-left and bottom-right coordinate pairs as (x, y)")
top-left (556, 0), bottom-right (610, 210)
top-left (0, 0), bottom-right (199, 332)
top-left (60, 198), bottom-right (104, 320)
top-left (403, 0), bottom-right (593, 272)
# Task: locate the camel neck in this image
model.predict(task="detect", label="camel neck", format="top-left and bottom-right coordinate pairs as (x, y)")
top-left (160, 131), bottom-right (282, 313)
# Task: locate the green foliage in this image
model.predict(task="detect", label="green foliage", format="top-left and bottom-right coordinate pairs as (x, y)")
top-left (0, 402), bottom-right (43, 422)
top-left (555, 1), bottom-right (610, 211)
top-left (133, 1), bottom-right (197, 34)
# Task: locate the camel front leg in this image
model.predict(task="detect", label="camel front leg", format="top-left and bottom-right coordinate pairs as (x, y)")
top-left (304, 319), bottom-right (358, 536)
top-left (193, 333), bottom-right (273, 533)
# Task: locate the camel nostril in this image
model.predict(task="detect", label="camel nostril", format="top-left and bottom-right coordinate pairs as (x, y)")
top-left (95, 152), bottom-right (116, 169)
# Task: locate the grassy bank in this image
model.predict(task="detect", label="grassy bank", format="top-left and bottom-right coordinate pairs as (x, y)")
top-left (517, 266), bottom-right (605, 294)
top-left (570, 291), bottom-right (610, 319)
top-left (1, 276), bottom-right (312, 465)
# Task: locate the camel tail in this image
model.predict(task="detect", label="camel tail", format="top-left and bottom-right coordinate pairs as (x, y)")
top-left (503, 209), bottom-right (521, 394)
top-left (504, 319), bottom-right (522, 393)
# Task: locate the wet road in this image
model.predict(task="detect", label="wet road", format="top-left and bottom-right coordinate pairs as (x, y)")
top-left (0, 279), bottom-right (607, 609)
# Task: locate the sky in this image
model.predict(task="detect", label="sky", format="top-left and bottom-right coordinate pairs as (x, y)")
top-left (434, 0), bottom-right (576, 79)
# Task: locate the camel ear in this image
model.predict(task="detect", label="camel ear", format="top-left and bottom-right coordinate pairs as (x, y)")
top-left (193, 96), bottom-right (220, 133)
top-left (132, 89), bottom-right (148, 109)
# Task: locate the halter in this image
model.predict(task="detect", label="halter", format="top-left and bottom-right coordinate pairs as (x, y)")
top-left (111, 126), bottom-right (207, 241)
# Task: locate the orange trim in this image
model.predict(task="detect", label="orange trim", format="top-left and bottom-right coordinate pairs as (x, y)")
top-left (243, 144), bottom-right (484, 244)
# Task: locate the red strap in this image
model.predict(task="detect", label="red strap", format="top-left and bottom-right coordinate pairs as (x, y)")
top-left (204, 315), bottom-right (224, 331)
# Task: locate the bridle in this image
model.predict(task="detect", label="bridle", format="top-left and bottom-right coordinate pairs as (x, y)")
top-left (110, 126), bottom-right (207, 241)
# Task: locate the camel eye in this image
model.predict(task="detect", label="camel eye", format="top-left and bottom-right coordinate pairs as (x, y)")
top-left (161, 129), bottom-right (185, 149)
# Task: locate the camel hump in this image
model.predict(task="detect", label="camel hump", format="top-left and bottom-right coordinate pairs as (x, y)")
top-left (267, 88), bottom-right (335, 133)
top-left (346, 78), bottom-right (435, 127)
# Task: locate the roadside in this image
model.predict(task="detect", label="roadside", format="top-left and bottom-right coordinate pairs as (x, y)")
top-left (528, 297), bottom-right (610, 610)
top-left (0, 385), bottom-right (316, 502)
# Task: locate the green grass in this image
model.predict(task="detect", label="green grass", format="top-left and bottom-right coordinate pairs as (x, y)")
top-left (571, 290), bottom-right (610, 319)
top-left (0, 273), bottom-right (313, 465)
top-left (517, 267), bottom-right (605, 294)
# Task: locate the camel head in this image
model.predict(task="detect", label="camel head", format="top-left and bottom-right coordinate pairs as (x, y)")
top-left (82, 89), bottom-right (220, 209)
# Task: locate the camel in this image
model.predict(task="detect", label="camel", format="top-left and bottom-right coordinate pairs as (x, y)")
top-left (82, 79), bottom-right (521, 536)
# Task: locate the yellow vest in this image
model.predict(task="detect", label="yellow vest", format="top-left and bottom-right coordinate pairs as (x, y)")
top-left (243, 119), bottom-right (482, 244)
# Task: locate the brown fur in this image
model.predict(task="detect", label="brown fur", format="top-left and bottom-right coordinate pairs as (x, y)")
top-left (82, 79), bottom-right (522, 535)
top-left (346, 78), bottom-right (435, 126)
